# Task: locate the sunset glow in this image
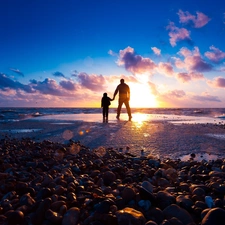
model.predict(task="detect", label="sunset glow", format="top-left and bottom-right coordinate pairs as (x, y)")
top-left (129, 82), bottom-right (158, 108)
top-left (0, 0), bottom-right (225, 108)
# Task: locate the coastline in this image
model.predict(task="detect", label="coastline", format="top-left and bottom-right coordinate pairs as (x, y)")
top-left (1, 113), bottom-right (225, 160)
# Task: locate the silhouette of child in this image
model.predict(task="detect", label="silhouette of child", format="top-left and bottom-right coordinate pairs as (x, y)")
top-left (101, 93), bottom-right (113, 122)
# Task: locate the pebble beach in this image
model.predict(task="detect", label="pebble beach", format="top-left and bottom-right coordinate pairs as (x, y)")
top-left (1, 113), bottom-right (225, 224)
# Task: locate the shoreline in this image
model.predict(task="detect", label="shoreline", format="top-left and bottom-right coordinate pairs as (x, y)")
top-left (1, 114), bottom-right (225, 160)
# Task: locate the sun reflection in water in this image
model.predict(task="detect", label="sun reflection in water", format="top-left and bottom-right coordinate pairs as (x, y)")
top-left (132, 113), bottom-right (148, 127)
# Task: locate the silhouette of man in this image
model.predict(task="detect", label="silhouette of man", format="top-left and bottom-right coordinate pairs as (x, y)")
top-left (113, 79), bottom-right (132, 120)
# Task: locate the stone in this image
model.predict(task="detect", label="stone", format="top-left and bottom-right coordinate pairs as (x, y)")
top-left (62, 207), bottom-right (80, 225)
top-left (122, 186), bottom-right (136, 203)
top-left (163, 204), bottom-right (194, 225)
top-left (176, 195), bottom-right (194, 211)
top-left (103, 171), bottom-right (116, 186)
top-left (201, 207), bottom-right (225, 225)
top-left (116, 207), bottom-right (146, 225)
top-left (156, 191), bottom-right (176, 210)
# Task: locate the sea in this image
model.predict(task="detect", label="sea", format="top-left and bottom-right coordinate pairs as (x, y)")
top-left (1, 107), bottom-right (225, 123)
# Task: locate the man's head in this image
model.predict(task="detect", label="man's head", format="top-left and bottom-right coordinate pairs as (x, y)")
top-left (120, 79), bottom-right (124, 84)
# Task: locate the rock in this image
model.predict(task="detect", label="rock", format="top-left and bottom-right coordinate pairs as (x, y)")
top-left (137, 200), bottom-right (150, 212)
top-left (176, 195), bottom-right (194, 211)
top-left (163, 204), bottom-right (194, 225)
top-left (144, 207), bottom-right (163, 224)
top-left (156, 191), bottom-right (176, 210)
top-left (122, 186), bottom-right (136, 203)
top-left (103, 171), bottom-right (116, 186)
top-left (145, 220), bottom-right (158, 225)
top-left (205, 196), bottom-right (214, 208)
top-left (45, 209), bottom-right (63, 224)
top-left (116, 207), bottom-right (146, 225)
top-left (5, 210), bottom-right (24, 225)
top-left (201, 207), bottom-right (225, 225)
top-left (62, 207), bottom-right (80, 225)
top-left (141, 181), bottom-right (153, 193)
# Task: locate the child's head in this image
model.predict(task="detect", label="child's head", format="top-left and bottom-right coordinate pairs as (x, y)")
top-left (103, 93), bottom-right (107, 97)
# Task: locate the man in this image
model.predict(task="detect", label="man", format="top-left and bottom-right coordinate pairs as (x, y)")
top-left (113, 79), bottom-right (132, 120)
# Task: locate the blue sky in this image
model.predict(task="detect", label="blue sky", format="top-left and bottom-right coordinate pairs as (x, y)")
top-left (1, 0), bottom-right (225, 107)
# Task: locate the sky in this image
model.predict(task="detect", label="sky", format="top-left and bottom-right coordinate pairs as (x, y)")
top-left (1, 0), bottom-right (225, 108)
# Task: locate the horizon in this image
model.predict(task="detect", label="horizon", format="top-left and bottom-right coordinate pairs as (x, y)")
top-left (1, 0), bottom-right (225, 108)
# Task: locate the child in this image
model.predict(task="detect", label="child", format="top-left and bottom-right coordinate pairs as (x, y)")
top-left (101, 93), bottom-right (113, 122)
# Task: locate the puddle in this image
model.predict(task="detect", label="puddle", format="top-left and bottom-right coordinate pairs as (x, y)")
top-left (180, 153), bottom-right (218, 162)
top-left (0, 129), bottom-right (42, 133)
top-left (205, 133), bottom-right (225, 140)
top-left (51, 123), bottom-right (74, 125)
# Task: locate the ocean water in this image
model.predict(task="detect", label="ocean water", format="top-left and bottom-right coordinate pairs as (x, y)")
top-left (0, 107), bottom-right (225, 123)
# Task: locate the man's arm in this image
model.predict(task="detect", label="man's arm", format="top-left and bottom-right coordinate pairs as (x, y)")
top-left (113, 86), bottom-right (119, 99)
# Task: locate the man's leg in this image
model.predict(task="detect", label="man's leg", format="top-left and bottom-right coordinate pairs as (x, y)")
top-left (117, 100), bottom-right (123, 119)
top-left (124, 100), bottom-right (132, 120)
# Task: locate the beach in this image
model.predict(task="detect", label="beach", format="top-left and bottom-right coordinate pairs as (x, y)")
top-left (1, 112), bottom-right (225, 160)
top-left (1, 111), bottom-right (225, 224)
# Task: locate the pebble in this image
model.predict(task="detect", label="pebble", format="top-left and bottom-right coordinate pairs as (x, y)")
top-left (1, 138), bottom-right (225, 225)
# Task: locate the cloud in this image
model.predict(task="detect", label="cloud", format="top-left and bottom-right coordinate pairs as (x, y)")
top-left (76, 72), bottom-right (106, 91)
top-left (9, 68), bottom-right (24, 77)
top-left (157, 62), bottom-right (174, 77)
top-left (177, 10), bottom-right (211, 28)
top-left (117, 46), bottom-right (156, 74)
top-left (71, 70), bottom-right (79, 76)
top-left (166, 22), bottom-right (192, 47)
top-left (108, 49), bottom-right (117, 56)
top-left (151, 47), bottom-right (161, 55)
top-left (60, 80), bottom-right (77, 91)
top-left (205, 46), bottom-right (225, 63)
top-left (52, 71), bottom-right (66, 78)
top-left (0, 73), bottom-right (34, 93)
top-left (167, 89), bottom-right (186, 98)
top-left (192, 93), bottom-right (221, 102)
top-left (176, 47), bottom-right (212, 72)
top-left (207, 76), bottom-right (225, 88)
top-left (176, 72), bottom-right (204, 83)
top-left (30, 78), bottom-right (67, 96)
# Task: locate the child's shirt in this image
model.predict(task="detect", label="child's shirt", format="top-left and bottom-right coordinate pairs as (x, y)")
top-left (101, 96), bottom-right (112, 107)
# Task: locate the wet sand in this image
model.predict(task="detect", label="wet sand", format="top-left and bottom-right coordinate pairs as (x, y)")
top-left (1, 113), bottom-right (225, 159)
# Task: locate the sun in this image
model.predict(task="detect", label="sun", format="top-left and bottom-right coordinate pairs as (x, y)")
top-left (129, 82), bottom-right (158, 108)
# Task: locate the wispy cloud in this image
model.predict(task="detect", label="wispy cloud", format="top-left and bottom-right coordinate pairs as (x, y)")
top-left (9, 68), bottom-right (24, 77)
top-left (166, 22), bottom-right (192, 47)
top-left (151, 47), bottom-right (161, 55)
top-left (192, 93), bottom-right (221, 102)
top-left (108, 49), bottom-right (117, 56)
top-left (177, 10), bottom-right (211, 28)
top-left (205, 46), bottom-right (225, 63)
top-left (52, 71), bottom-right (66, 78)
top-left (117, 46), bottom-right (156, 75)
